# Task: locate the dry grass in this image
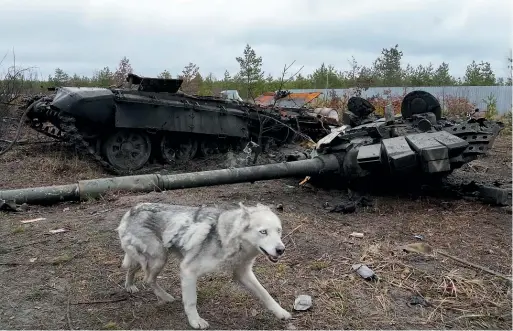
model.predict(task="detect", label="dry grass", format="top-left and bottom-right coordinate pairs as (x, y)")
top-left (0, 185), bottom-right (511, 329)
top-left (0, 132), bottom-right (511, 329)
top-left (0, 141), bottom-right (104, 189)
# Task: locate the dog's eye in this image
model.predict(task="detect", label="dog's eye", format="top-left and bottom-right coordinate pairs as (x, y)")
top-left (259, 230), bottom-right (267, 235)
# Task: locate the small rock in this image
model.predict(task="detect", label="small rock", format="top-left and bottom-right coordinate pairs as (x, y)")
top-left (349, 232), bottom-right (364, 238)
top-left (414, 234), bottom-right (424, 240)
top-left (408, 295), bottom-right (430, 307)
top-left (49, 228), bottom-right (68, 234)
top-left (0, 199), bottom-right (18, 212)
top-left (352, 263), bottom-right (378, 281)
top-left (286, 323), bottom-right (297, 330)
top-left (293, 294), bottom-right (312, 311)
top-left (400, 242), bottom-right (433, 255)
top-left (19, 203), bottom-right (29, 211)
top-left (63, 207), bottom-right (70, 212)
top-left (276, 203), bottom-right (284, 211)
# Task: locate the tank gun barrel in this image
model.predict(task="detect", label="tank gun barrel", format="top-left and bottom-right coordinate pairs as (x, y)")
top-left (0, 155), bottom-right (341, 205)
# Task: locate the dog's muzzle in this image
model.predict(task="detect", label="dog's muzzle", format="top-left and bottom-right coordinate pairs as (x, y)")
top-left (259, 246), bottom-right (285, 263)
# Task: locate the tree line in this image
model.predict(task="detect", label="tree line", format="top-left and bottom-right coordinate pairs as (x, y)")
top-left (12, 44), bottom-right (513, 99)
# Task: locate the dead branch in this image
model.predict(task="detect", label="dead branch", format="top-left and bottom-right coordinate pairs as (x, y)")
top-left (0, 49), bottom-right (37, 156)
top-left (66, 288), bottom-right (73, 330)
top-left (0, 105), bottom-right (30, 156)
top-left (253, 61), bottom-right (305, 148)
top-left (256, 113), bottom-right (315, 143)
top-left (71, 296), bottom-right (129, 305)
top-left (272, 60), bottom-right (304, 108)
top-left (437, 250), bottom-right (512, 283)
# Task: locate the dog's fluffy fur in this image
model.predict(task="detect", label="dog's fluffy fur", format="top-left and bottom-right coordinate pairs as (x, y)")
top-left (117, 202), bottom-right (292, 329)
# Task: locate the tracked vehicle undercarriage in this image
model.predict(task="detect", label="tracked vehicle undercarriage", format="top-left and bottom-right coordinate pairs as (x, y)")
top-left (23, 74), bottom-right (337, 175)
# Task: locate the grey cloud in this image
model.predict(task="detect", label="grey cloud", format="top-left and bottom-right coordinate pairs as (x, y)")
top-left (0, 0), bottom-right (511, 80)
top-left (219, 8), bottom-right (510, 61)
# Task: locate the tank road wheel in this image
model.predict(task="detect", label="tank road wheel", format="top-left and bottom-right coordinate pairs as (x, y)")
top-left (102, 129), bottom-right (152, 172)
top-left (160, 134), bottom-right (198, 165)
top-left (217, 139), bottom-right (231, 154)
top-left (199, 139), bottom-right (220, 157)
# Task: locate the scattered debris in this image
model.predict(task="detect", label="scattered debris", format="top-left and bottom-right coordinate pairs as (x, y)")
top-left (29, 257), bottom-right (37, 263)
top-left (408, 295), bottom-right (430, 307)
top-left (71, 296), bottom-right (129, 305)
top-left (0, 200), bottom-right (30, 212)
top-left (293, 294), bottom-right (312, 311)
top-left (286, 322), bottom-right (297, 330)
top-left (399, 242), bottom-right (434, 255)
top-left (299, 176), bottom-right (311, 186)
top-left (399, 242), bottom-right (512, 283)
top-left (0, 199), bottom-right (18, 212)
top-left (330, 200), bottom-right (356, 213)
top-left (349, 232), bottom-right (364, 238)
top-left (49, 228), bottom-right (68, 234)
top-left (329, 196), bottom-right (374, 214)
top-left (413, 234), bottom-right (424, 240)
top-left (286, 151), bottom-right (309, 161)
top-left (437, 250), bottom-right (512, 283)
top-left (352, 263), bottom-right (378, 281)
top-left (20, 217), bottom-right (46, 224)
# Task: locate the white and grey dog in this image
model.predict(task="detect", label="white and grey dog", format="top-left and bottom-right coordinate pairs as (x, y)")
top-left (117, 202), bottom-right (292, 329)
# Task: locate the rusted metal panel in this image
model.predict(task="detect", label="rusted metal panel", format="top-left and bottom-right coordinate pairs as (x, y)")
top-left (255, 92), bottom-right (322, 108)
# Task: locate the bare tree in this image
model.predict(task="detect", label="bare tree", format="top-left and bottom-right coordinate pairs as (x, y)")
top-left (0, 50), bottom-right (36, 156)
top-left (254, 60), bottom-right (310, 152)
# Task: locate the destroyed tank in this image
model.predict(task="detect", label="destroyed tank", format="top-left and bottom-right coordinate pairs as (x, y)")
top-left (3, 89), bottom-right (506, 207)
top-left (308, 90), bottom-right (505, 183)
top-left (23, 73), bottom-right (333, 175)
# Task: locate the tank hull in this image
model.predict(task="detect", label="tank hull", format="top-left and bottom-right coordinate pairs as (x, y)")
top-left (24, 75), bottom-right (335, 174)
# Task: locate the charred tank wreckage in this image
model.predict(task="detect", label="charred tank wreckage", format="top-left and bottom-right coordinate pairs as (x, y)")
top-left (23, 74), bottom-right (336, 175)
top-left (1, 81), bottom-right (508, 207)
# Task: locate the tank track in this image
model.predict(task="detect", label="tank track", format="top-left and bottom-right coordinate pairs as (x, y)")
top-left (56, 113), bottom-right (130, 175)
top-left (25, 98), bottom-right (131, 175)
top-left (24, 97), bottom-right (264, 176)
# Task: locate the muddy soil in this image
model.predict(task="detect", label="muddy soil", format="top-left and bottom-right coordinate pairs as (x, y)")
top-left (0, 134), bottom-right (511, 330)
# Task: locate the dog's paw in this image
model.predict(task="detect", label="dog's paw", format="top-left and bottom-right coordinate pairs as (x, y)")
top-left (125, 285), bottom-right (139, 293)
top-left (274, 308), bottom-right (292, 320)
top-left (188, 317), bottom-right (209, 329)
top-left (159, 293), bottom-right (176, 303)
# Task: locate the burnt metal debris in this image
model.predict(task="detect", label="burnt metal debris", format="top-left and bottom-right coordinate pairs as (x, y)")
top-left (1, 89), bottom-right (508, 207)
top-left (22, 73), bottom-right (337, 175)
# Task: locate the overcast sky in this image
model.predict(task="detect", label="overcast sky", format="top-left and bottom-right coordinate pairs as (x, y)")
top-left (1, 0), bottom-right (512, 81)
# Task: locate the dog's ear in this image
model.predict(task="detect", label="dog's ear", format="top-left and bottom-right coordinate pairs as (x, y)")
top-left (256, 203), bottom-right (270, 210)
top-left (239, 201), bottom-right (249, 212)
top-left (238, 202), bottom-right (251, 229)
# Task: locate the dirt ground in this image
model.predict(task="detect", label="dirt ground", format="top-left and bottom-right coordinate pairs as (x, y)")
top-left (0, 129), bottom-right (512, 330)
